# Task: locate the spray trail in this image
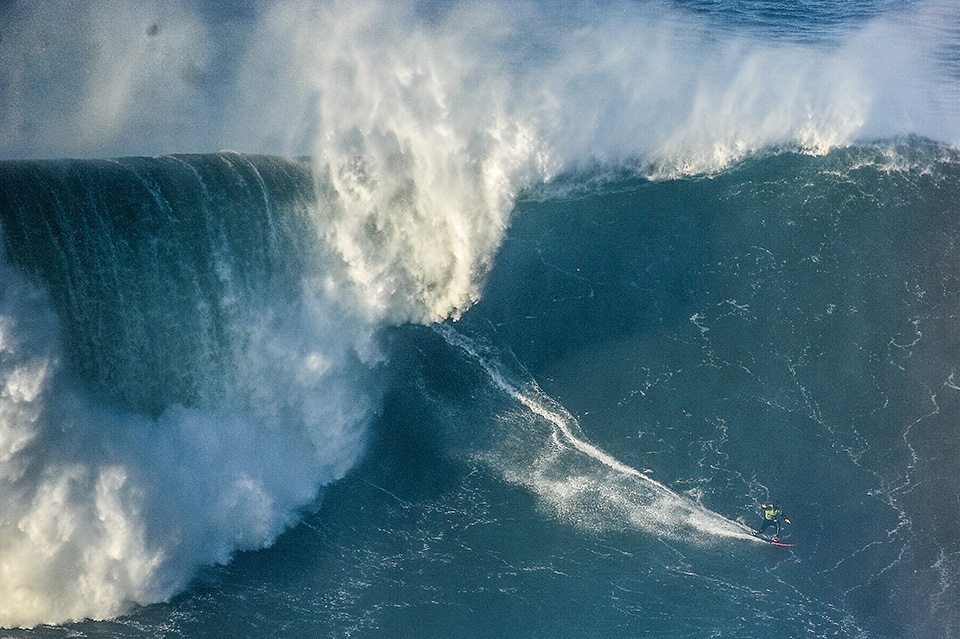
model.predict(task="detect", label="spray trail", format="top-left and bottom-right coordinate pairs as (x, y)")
top-left (435, 324), bottom-right (756, 543)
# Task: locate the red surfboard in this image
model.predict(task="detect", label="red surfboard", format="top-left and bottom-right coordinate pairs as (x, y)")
top-left (751, 532), bottom-right (796, 547)
top-left (768, 539), bottom-right (796, 547)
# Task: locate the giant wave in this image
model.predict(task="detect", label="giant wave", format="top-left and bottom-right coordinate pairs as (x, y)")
top-left (0, 0), bottom-right (959, 631)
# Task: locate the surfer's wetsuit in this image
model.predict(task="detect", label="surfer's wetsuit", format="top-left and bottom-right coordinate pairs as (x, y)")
top-left (755, 503), bottom-right (786, 540)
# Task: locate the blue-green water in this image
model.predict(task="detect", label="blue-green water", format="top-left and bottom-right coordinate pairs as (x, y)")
top-left (1, 1), bottom-right (959, 638)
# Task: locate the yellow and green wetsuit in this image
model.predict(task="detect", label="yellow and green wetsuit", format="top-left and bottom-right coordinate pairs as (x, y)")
top-left (755, 503), bottom-right (787, 539)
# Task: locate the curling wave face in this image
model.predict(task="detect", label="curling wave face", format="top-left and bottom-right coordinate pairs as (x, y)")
top-left (0, 155), bottom-right (384, 626)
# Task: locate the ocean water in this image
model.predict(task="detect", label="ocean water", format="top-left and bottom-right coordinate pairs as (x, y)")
top-left (1, 1), bottom-right (959, 637)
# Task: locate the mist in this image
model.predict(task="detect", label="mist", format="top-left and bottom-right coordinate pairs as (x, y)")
top-left (2, 0), bottom-right (958, 165)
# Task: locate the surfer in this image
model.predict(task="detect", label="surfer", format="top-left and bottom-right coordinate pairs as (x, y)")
top-left (753, 501), bottom-right (791, 541)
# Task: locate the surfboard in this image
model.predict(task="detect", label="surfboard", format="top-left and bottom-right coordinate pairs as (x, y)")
top-left (750, 531), bottom-right (795, 547)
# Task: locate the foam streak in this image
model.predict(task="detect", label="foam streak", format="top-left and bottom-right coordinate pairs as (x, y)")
top-left (435, 324), bottom-right (755, 543)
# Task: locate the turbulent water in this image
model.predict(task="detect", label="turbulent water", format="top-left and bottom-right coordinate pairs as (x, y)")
top-left (1, 1), bottom-right (959, 637)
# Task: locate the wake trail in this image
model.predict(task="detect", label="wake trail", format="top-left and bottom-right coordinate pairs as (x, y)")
top-left (435, 324), bottom-right (758, 543)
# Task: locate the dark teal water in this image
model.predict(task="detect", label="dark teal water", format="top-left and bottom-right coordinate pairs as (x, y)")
top-left (466, 143), bottom-right (960, 637)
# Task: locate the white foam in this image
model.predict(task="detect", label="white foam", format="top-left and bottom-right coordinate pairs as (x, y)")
top-left (234, 1), bottom-right (550, 324)
top-left (0, 259), bottom-right (378, 627)
top-left (436, 325), bottom-right (755, 543)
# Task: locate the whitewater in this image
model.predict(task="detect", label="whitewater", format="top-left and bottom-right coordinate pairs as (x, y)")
top-left (434, 323), bottom-right (758, 542)
top-left (0, 0), bottom-right (959, 636)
